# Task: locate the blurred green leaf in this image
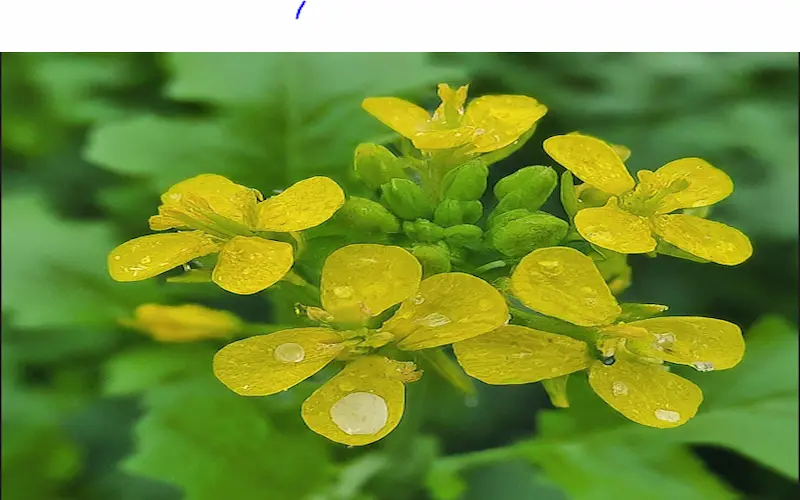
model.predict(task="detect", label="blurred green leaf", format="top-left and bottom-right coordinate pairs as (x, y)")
top-left (124, 377), bottom-right (334, 500)
top-left (103, 344), bottom-right (216, 396)
top-left (1, 193), bottom-right (163, 328)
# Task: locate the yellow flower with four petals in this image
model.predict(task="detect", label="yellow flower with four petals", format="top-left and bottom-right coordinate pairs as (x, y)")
top-left (213, 244), bottom-right (508, 445)
top-left (454, 246), bottom-right (745, 428)
top-left (362, 84), bottom-right (547, 154)
top-left (108, 174), bottom-right (344, 294)
top-left (544, 133), bottom-right (752, 265)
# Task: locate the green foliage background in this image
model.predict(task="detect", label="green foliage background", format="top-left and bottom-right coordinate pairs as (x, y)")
top-left (2, 53), bottom-right (798, 500)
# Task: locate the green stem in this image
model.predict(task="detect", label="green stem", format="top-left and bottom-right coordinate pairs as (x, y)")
top-left (473, 260), bottom-right (507, 276)
top-left (290, 231), bottom-right (306, 258)
top-left (436, 442), bottom-right (528, 470)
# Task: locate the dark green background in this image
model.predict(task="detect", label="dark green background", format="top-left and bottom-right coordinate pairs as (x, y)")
top-left (2, 53), bottom-right (798, 500)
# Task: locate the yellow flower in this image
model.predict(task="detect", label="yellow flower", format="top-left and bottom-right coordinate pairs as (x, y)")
top-left (108, 174), bottom-right (344, 294)
top-left (213, 244), bottom-right (508, 445)
top-left (453, 247), bottom-right (745, 428)
top-left (120, 303), bottom-right (242, 342)
top-left (544, 133), bottom-right (752, 265)
top-left (362, 83), bottom-right (547, 153)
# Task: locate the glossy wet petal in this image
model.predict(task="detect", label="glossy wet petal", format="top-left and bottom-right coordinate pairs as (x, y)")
top-left (574, 199), bottom-right (656, 253)
top-left (158, 174), bottom-right (260, 229)
top-left (412, 128), bottom-right (474, 150)
top-left (431, 83), bottom-right (469, 125)
top-left (651, 214), bottom-right (752, 265)
top-left (301, 356), bottom-right (419, 446)
top-left (108, 231), bottom-right (220, 282)
top-left (212, 236), bottom-right (294, 295)
top-left (626, 317), bottom-right (745, 371)
top-left (651, 158), bottom-right (734, 214)
top-left (464, 95), bottom-right (547, 153)
top-left (361, 97), bottom-right (431, 139)
top-left (588, 355), bottom-right (703, 428)
top-left (385, 273), bottom-right (509, 350)
top-left (257, 177), bottom-right (345, 232)
top-left (543, 134), bottom-right (635, 196)
top-left (213, 327), bottom-right (344, 396)
top-left (453, 325), bottom-right (590, 384)
top-left (511, 247), bottom-right (621, 327)
top-left (130, 303), bottom-right (242, 342)
top-left (320, 244), bottom-right (422, 324)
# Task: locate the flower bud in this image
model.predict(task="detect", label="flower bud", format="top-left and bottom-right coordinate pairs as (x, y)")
top-left (440, 161), bottom-right (489, 201)
top-left (443, 224), bottom-right (483, 249)
top-left (334, 196), bottom-right (400, 233)
top-left (411, 243), bottom-right (452, 277)
top-left (354, 143), bottom-right (407, 189)
top-left (434, 199), bottom-right (483, 227)
top-left (493, 166), bottom-right (558, 214)
top-left (380, 179), bottom-right (435, 220)
top-left (403, 219), bottom-right (445, 243)
top-left (491, 212), bottom-right (569, 257)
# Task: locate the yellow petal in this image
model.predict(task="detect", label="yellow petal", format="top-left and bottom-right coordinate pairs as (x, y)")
top-left (511, 247), bottom-right (621, 327)
top-left (565, 131), bottom-right (630, 162)
top-left (108, 231), bottom-right (220, 282)
top-left (588, 356), bottom-right (703, 428)
top-left (212, 236), bottom-right (294, 295)
top-left (320, 244), bottom-right (422, 324)
top-left (130, 303), bottom-right (242, 342)
top-left (453, 325), bottom-right (590, 384)
top-left (626, 317), bottom-right (745, 371)
top-left (411, 128), bottom-right (474, 150)
top-left (213, 327), bottom-right (344, 396)
top-left (543, 134), bottom-right (635, 196)
top-left (464, 95), bottom-right (548, 153)
top-left (650, 214), bottom-right (752, 265)
top-left (651, 158), bottom-right (733, 214)
top-left (361, 97), bottom-right (431, 139)
top-left (574, 199), bottom-right (657, 253)
top-left (431, 83), bottom-right (469, 125)
top-left (301, 356), bottom-right (420, 446)
top-left (386, 273), bottom-right (509, 350)
top-left (158, 174), bottom-right (259, 229)
top-left (257, 177), bottom-right (345, 232)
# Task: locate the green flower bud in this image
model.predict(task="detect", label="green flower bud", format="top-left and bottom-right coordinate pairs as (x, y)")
top-left (380, 179), bottom-right (435, 220)
top-left (486, 208), bottom-right (532, 241)
top-left (443, 224), bottom-right (483, 249)
top-left (440, 161), bottom-right (489, 201)
top-left (493, 166), bottom-right (558, 214)
top-left (560, 171), bottom-right (579, 221)
top-left (433, 199), bottom-right (483, 227)
top-left (411, 243), bottom-right (451, 277)
top-left (354, 143), bottom-right (406, 189)
top-left (334, 196), bottom-right (400, 233)
top-left (403, 219), bottom-right (445, 243)
top-left (491, 213), bottom-right (569, 258)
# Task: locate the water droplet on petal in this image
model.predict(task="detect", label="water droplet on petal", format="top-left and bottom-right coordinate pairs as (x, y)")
top-left (537, 260), bottom-right (562, 276)
top-left (691, 361), bottom-right (714, 372)
top-left (654, 409), bottom-right (681, 423)
top-left (330, 392), bottom-right (389, 435)
top-left (416, 313), bottom-right (451, 327)
top-left (655, 332), bottom-right (676, 345)
top-left (411, 294), bottom-right (425, 305)
top-left (113, 255), bottom-right (121, 260)
top-left (141, 256), bottom-right (152, 264)
top-left (333, 286), bottom-right (354, 298)
top-left (274, 343), bottom-right (305, 363)
top-left (612, 381), bottom-right (629, 396)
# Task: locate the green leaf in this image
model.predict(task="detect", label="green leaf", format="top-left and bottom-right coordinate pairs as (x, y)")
top-left (1, 193), bottom-right (163, 329)
top-left (124, 377), bottom-right (334, 500)
top-left (87, 54), bottom-right (464, 192)
top-left (103, 344), bottom-right (216, 396)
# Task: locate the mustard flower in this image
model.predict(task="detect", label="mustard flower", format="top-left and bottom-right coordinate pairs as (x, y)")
top-left (213, 244), bottom-right (508, 445)
top-left (108, 174), bottom-right (344, 294)
top-left (120, 303), bottom-right (242, 342)
top-left (362, 83), bottom-right (547, 153)
top-left (454, 247), bottom-right (745, 428)
top-left (544, 133), bottom-right (752, 265)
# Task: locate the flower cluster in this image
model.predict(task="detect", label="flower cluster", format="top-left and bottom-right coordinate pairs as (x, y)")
top-left (107, 83), bottom-right (753, 445)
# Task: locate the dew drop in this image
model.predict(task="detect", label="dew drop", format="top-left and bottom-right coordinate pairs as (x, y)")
top-left (141, 256), bottom-right (152, 264)
top-left (654, 409), bottom-right (681, 423)
top-left (691, 361), bottom-right (714, 372)
top-left (474, 128), bottom-right (485, 136)
top-left (416, 312), bottom-right (451, 327)
top-left (273, 343), bottom-right (305, 363)
top-left (333, 286), bottom-right (354, 298)
top-left (113, 255), bottom-right (121, 260)
top-left (611, 381), bottom-right (629, 396)
top-left (411, 294), bottom-right (425, 305)
top-left (655, 332), bottom-right (676, 345)
top-left (537, 260), bottom-right (562, 276)
top-left (330, 392), bottom-right (389, 435)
